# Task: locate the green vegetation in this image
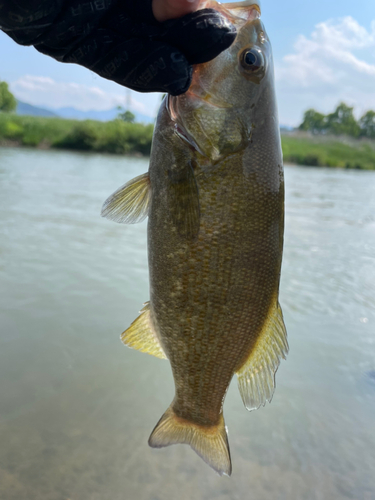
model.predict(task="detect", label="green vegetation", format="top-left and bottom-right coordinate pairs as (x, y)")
top-left (0, 81), bottom-right (17, 113)
top-left (0, 113), bottom-right (154, 155)
top-left (359, 110), bottom-right (375, 139)
top-left (0, 102), bottom-right (374, 169)
top-left (299, 102), bottom-right (375, 138)
top-left (281, 134), bottom-right (375, 170)
top-left (116, 107), bottom-right (136, 123)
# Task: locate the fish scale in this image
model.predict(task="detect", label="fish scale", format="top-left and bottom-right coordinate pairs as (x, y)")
top-left (150, 149), bottom-right (279, 417)
top-left (101, 0), bottom-right (287, 476)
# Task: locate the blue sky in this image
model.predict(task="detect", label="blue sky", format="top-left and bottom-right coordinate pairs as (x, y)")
top-left (0, 0), bottom-right (374, 125)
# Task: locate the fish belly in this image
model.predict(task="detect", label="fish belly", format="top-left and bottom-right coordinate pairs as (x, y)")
top-left (148, 152), bottom-right (284, 427)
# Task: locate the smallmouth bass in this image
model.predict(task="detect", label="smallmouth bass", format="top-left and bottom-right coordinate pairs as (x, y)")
top-left (102, 0), bottom-right (288, 476)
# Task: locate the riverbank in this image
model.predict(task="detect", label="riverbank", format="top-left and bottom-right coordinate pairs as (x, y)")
top-left (1, 113), bottom-right (374, 169)
top-left (281, 132), bottom-right (375, 170)
top-left (0, 113), bottom-right (154, 156)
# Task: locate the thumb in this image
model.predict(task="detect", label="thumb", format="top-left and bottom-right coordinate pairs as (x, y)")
top-left (152, 0), bottom-right (202, 22)
top-left (88, 37), bottom-right (193, 95)
top-left (157, 9), bottom-right (237, 65)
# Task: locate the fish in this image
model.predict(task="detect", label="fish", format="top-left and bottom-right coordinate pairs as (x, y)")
top-left (101, 0), bottom-right (288, 476)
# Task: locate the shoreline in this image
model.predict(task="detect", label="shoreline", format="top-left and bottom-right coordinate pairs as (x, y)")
top-left (0, 140), bottom-right (146, 158)
top-left (1, 140), bottom-right (374, 171)
top-left (1, 113), bottom-right (374, 170)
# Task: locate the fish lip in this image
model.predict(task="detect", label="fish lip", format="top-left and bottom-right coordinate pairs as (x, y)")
top-left (220, 1), bottom-right (261, 24)
top-left (166, 94), bottom-right (179, 123)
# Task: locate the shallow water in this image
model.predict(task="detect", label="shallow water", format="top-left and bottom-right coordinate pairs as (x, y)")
top-left (0, 147), bottom-right (374, 500)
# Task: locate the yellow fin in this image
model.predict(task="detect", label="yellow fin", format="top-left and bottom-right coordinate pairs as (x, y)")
top-left (236, 301), bottom-right (288, 411)
top-left (101, 172), bottom-right (151, 223)
top-left (121, 302), bottom-right (167, 360)
top-left (149, 406), bottom-right (231, 476)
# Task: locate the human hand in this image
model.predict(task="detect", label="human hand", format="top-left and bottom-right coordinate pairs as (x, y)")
top-left (0, 0), bottom-right (237, 95)
top-left (152, 0), bottom-right (202, 22)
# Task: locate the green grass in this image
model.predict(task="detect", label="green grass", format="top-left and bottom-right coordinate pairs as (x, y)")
top-left (1, 113), bottom-right (375, 170)
top-left (281, 135), bottom-right (375, 170)
top-left (0, 113), bottom-right (76, 146)
top-left (0, 113), bottom-right (154, 155)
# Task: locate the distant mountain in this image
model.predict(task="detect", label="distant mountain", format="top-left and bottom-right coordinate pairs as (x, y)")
top-left (15, 100), bottom-right (155, 124)
top-left (50, 106), bottom-right (155, 124)
top-left (16, 100), bottom-right (58, 118)
top-left (54, 106), bottom-right (119, 121)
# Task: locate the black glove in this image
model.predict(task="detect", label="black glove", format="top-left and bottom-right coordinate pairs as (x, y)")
top-left (0, 0), bottom-right (236, 95)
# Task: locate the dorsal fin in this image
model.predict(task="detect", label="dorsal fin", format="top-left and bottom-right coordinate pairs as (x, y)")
top-left (236, 301), bottom-right (288, 411)
top-left (121, 302), bottom-right (167, 360)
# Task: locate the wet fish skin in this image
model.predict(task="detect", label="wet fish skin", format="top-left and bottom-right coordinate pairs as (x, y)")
top-left (102, 0), bottom-right (287, 476)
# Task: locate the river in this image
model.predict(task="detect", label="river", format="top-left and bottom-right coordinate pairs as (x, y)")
top-left (0, 147), bottom-right (374, 500)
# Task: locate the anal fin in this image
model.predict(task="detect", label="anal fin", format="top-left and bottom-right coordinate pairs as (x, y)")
top-left (121, 302), bottom-right (167, 360)
top-left (236, 301), bottom-right (288, 411)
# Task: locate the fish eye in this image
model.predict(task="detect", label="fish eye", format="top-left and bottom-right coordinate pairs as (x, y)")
top-left (240, 48), bottom-right (264, 72)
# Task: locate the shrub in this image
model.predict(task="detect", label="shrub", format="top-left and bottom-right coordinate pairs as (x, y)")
top-left (54, 121), bottom-right (99, 151)
top-left (3, 121), bottom-right (23, 140)
top-left (0, 81), bottom-right (17, 112)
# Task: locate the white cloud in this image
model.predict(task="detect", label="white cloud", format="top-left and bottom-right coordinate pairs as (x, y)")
top-left (275, 17), bottom-right (375, 126)
top-left (9, 17), bottom-right (375, 128)
top-left (10, 75), bottom-right (156, 116)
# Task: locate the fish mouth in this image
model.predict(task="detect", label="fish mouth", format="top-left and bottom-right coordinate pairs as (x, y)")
top-left (204, 0), bottom-right (261, 25)
top-left (222, 0), bottom-right (261, 14)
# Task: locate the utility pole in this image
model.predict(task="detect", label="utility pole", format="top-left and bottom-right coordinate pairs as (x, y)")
top-left (126, 88), bottom-right (131, 111)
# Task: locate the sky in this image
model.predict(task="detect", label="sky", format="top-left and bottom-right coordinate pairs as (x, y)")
top-left (0, 0), bottom-right (374, 126)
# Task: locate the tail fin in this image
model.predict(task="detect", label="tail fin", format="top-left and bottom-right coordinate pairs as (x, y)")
top-left (148, 405), bottom-right (231, 476)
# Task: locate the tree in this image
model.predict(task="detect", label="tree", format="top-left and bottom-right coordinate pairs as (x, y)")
top-left (299, 109), bottom-right (326, 134)
top-left (359, 110), bottom-right (375, 138)
top-left (116, 106), bottom-right (135, 123)
top-left (0, 81), bottom-right (17, 112)
top-left (326, 102), bottom-right (360, 137)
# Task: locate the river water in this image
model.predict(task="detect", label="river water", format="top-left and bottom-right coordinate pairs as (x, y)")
top-left (0, 147), bottom-right (374, 500)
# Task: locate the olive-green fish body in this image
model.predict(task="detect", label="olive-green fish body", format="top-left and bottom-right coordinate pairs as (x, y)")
top-left (102, 0), bottom-right (287, 476)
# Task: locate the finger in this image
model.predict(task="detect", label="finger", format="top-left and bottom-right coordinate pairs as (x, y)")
top-left (152, 0), bottom-right (202, 22)
top-left (56, 31), bottom-right (193, 95)
top-left (157, 9), bottom-right (237, 65)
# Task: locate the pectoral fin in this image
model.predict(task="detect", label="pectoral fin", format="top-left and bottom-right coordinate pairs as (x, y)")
top-left (236, 301), bottom-right (288, 411)
top-left (121, 302), bottom-right (167, 360)
top-left (168, 161), bottom-right (200, 239)
top-left (101, 172), bottom-right (151, 223)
